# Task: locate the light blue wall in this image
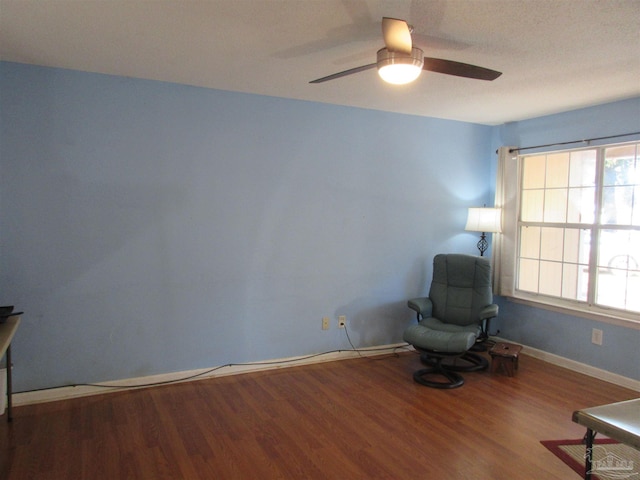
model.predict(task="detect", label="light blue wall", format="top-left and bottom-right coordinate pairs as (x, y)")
top-left (1, 62), bottom-right (493, 391)
top-left (3, 62), bottom-right (638, 391)
top-left (491, 98), bottom-right (640, 381)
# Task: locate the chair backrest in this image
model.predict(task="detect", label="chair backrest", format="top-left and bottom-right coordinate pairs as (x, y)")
top-left (429, 253), bottom-right (493, 327)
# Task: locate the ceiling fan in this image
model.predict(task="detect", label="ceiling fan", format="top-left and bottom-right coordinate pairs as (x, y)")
top-left (310, 17), bottom-right (502, 85)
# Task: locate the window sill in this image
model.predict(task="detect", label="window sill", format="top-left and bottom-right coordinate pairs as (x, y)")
top-left (505, 293), bottom-right (640, 330)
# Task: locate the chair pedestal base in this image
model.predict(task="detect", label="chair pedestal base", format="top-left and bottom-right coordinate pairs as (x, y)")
top-left (413, 365), bottom-right (464, 389)
top-left (412, 350), bottom-right (488, 389)
top-left (419, 351), bottom-right (489, 372)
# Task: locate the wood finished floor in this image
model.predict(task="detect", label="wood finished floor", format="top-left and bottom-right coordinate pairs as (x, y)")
top-left (1, 351), bottom-right (637, 479)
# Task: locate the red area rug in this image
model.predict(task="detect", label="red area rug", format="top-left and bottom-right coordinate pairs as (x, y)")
top-left (541, 438), bottom-right (639, 479)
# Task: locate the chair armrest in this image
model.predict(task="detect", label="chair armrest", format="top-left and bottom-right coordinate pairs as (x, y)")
top-left (408, 297), bottom-right (433, 319)
top-left (479, 304), bottom-right (499, 320)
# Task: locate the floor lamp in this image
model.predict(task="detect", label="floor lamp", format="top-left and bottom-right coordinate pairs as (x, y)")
top-left (465, 207), bottom-right (502, 256)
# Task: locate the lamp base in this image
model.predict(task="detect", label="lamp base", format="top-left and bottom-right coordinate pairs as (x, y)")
top-left (476, 233), bottom-right (488, 256)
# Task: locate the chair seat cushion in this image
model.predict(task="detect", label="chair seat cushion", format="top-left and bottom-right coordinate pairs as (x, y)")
top-left (419, 317), bottom-right (481, 335)
top-left (403, 320), bottom-right (478, 353)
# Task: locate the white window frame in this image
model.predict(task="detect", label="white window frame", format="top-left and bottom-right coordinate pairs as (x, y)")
top-left (494, 144), bottom-right (640, 328)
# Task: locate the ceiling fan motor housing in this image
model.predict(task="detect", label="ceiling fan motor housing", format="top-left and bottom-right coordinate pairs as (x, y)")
top-left (377, 47), bottom-right (424, 84)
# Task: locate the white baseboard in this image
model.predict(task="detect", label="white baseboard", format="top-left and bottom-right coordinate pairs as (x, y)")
top-left (14, 343), bottom-right (413, 406)
top-left (493, 337), bottom-right (640, 392)
top-left (14, 340), bottom-right (639, 407)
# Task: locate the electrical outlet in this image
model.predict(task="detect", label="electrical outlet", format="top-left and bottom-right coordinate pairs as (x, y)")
top-left (591, 328), bottom-right (603, 345)
top-left (322, 317), bottom-right (330, 330)
top-left (338, 315), bottom-right (346, 328)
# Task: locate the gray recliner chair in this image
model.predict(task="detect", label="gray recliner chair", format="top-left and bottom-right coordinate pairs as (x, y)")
top-left (403, 253), bottom-right (498, 388)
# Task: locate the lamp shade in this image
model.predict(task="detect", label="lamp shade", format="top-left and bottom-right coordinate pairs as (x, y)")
top-left (465, 207), bottom-right (502, 233)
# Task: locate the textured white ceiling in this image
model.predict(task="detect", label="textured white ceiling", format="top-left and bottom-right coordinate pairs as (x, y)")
top-left (1, 0), bottom-right (639, 125)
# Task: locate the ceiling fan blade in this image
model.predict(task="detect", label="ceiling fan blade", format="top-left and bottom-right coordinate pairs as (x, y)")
top-left (381, 17), bottom-right (412, 54)
top-left (423, 57), bottom-right (502, 80)
top-left (309, 63), bottom-right (376, 83)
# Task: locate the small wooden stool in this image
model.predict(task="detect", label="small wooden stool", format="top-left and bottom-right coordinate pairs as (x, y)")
top-left (489, 342), bottom-right (523, 376)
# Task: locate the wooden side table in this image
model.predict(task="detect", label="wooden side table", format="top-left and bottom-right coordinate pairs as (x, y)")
top-left (489, 342), bottom-right (522, 376)
top-left (0, 315), bottom-right (21, 421)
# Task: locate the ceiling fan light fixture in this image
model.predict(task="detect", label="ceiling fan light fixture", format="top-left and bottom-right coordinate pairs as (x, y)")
top-left (377, 47), bottom-right (424, 85)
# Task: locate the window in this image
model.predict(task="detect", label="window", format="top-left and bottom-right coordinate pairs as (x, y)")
top-left (515, 142), bottom-right (640, 317)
